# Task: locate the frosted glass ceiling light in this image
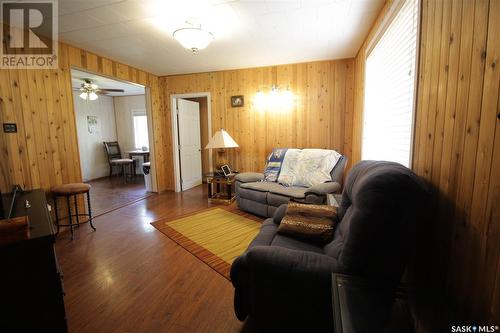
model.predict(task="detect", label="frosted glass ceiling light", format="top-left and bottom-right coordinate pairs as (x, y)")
top-left (173, 27), bottom-right (214, 54)
top-left (89, 92), bottom-right (98, 101)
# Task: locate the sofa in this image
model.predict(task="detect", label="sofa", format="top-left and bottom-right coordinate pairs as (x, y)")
top-left (230, 160), bottom-right (429, 332)
top-left (236, 152), bottom-right (347, 218)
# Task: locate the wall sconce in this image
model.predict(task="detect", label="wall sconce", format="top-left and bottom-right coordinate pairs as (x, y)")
top-left (254, 90), bottom-right (266, 109)
top-left (253, 85), bottom-right (295, 112)
top-left (268, 85), bottom-right (280, 109)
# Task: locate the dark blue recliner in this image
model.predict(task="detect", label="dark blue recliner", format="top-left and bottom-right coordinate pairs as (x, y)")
top-left (230, 160), bottom-right (429, 332)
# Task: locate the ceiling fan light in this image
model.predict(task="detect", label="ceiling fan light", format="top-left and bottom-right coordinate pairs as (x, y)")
top-left (173, 27), bottom-right (214, 53)
top-left (89, 92), bottom-right (98, 101)
top-left (79, 92), bottom-right (88, 100)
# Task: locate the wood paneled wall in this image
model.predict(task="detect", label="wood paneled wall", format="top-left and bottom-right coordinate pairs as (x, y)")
top-left (1, 46), bottom-right (354, 193)
top-left (354, 0), bottom-right (500, 328)
top-left (160, 59), bottom-right (354, 186)
top-left (0, 42), bottom-right (173, 193)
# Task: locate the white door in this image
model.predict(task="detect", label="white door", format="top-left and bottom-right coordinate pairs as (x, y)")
top-left (177, 99), bottom-right (202, 191)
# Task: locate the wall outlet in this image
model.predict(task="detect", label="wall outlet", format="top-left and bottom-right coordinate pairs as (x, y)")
top-left (3, 123), bottom-right (17, 133)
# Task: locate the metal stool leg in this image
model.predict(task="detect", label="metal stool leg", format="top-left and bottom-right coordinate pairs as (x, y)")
top-left (74, 194), bottom-right (80, 228)
top-left (66, 195), bottom-right (74, 240)
top-left (54, 195), bottom-right (60, 235)
top-left (87, 191), bottom-right (96, 231)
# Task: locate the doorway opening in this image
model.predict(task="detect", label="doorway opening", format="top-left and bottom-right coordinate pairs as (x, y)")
top-left (170, 93), bottom-right (212, 192)
top-left (71, 68), bottom-right (155, 216)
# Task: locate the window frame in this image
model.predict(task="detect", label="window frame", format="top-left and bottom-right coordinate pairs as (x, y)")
top-left (361, 0), bottom-right (421, 169)
top-left (131, 109), bottom-right (148, 150)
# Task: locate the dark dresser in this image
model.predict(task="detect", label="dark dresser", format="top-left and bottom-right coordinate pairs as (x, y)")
top-left (0, 189), bottom-right (67, 332)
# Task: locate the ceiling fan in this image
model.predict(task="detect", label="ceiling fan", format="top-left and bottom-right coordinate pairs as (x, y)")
top-left (73, 78), bottom-right (124, 101)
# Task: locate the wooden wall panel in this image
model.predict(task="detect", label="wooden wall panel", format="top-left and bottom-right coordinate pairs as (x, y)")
top-left (160, 59), bottom-right (354, 186)
top-left (353, 0), bottom-right (500, 328)
top-left (0, 42), bottom-right (173, 194)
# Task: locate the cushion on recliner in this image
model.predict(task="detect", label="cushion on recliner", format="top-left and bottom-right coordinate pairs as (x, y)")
top-left (268, 185), bottom-right (308, 199)
top-left (235, 172), bottom-right (264, 183)
top-left (237, 197), bottom-right (268, 217)
top-left (267, 192), bottom-right (291, 207)
top-left (240, 182), bottom-right (308, 199)
top-left (246, 219), bottom-right (278, 248)
top-left (245, 218), bottom-right (326, 255)
top-left (237, 186), bottom-right (268, 203)
top-left (271, 234), bottom-right (325, 254)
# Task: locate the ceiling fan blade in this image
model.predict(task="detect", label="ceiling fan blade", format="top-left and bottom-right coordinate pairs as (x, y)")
top-left (98, 88), bottom-right (125, 93)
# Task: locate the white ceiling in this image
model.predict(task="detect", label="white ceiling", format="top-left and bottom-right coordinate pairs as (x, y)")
top-left (59, 0), bottom-right (384, 76)
top-left (71, 68), bottom-right (145, 96)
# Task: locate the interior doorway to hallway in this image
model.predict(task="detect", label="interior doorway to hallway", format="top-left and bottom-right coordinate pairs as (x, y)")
top-left (171, 93), bottom-right (212, 192)
top-left (71, 68), bottom-right (155, 216)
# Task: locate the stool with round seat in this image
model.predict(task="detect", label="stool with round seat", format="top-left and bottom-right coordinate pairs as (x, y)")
top-left (51, 183), bottom-right (96, 240)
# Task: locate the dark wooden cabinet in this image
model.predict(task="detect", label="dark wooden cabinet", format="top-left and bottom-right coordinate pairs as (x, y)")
top-left (0, 189), bottom-right (67, 332)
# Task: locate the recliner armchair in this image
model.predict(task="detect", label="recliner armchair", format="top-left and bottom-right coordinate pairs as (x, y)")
top-left (230, 160), bottom-right (429, 332)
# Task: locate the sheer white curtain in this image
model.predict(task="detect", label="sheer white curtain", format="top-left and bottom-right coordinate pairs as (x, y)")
top-left (362, 0), bottom-right (419, 167)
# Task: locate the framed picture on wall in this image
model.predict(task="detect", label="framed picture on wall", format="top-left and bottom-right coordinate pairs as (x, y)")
top-left (231, 95), bottom-right (244, 107)
top-left (87, 115), bottom-right (99, 134)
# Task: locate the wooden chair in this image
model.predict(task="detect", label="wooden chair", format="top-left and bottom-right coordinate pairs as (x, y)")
top-left (103, 141), bottom-right (135, 180)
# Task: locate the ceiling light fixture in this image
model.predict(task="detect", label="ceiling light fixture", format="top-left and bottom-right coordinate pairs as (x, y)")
top-left (78, 79), bottom-right (100, 101)
top-left (173, 26), bottom-right (214, 54)
top-left (88, 92), bottom-right (98, 101)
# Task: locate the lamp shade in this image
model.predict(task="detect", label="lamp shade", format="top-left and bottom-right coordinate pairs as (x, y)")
top-left (205, 129), bottom-right (239, 149)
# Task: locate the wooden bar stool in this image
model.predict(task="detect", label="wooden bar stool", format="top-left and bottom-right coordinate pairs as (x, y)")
top-left (51, 183), bottom-right (96, 240)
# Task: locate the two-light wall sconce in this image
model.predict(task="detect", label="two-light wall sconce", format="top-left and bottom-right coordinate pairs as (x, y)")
top-left (254, 85), bottom-right (295, 111)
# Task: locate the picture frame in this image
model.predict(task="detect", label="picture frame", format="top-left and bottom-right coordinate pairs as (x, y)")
top-left (87, 115), bottom-right (99, 134)
top-left (221, 164), bottom-right (232, 177)
top-left (231, 95), bottom-right (244, 107)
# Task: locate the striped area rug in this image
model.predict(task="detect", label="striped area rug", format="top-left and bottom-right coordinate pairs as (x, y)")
top-left (151, 208), bottom-right (262, 280)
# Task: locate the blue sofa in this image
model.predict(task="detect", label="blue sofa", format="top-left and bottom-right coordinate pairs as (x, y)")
top-left (235, 155), bottom-right (347, 218)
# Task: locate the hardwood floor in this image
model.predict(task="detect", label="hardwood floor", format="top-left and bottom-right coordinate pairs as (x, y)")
top-left (55, 185), bottom-right (257, 333)
top-left (86, 176), bottom-right (152, 217)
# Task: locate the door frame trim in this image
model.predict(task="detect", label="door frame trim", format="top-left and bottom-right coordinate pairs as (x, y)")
top-left (70, 67), bottom-right (158, 193)
top-left (170, 92), bottom-right (212, 192)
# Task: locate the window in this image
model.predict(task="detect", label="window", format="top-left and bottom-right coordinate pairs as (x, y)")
top-left (362, 0), bottom-right (419, 167)
top-left (133, 111), bottom-right (149, 149)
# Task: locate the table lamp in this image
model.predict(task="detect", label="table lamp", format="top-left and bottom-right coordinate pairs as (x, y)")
top-left (205, 128), bottom-right (239, 170)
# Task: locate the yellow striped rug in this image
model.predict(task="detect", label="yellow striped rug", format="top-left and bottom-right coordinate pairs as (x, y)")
top-left (151, 208), bottom-right (262, 279)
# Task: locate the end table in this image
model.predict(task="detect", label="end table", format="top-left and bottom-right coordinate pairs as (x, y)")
top-left (205, 173), bottom-right (236, 204)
